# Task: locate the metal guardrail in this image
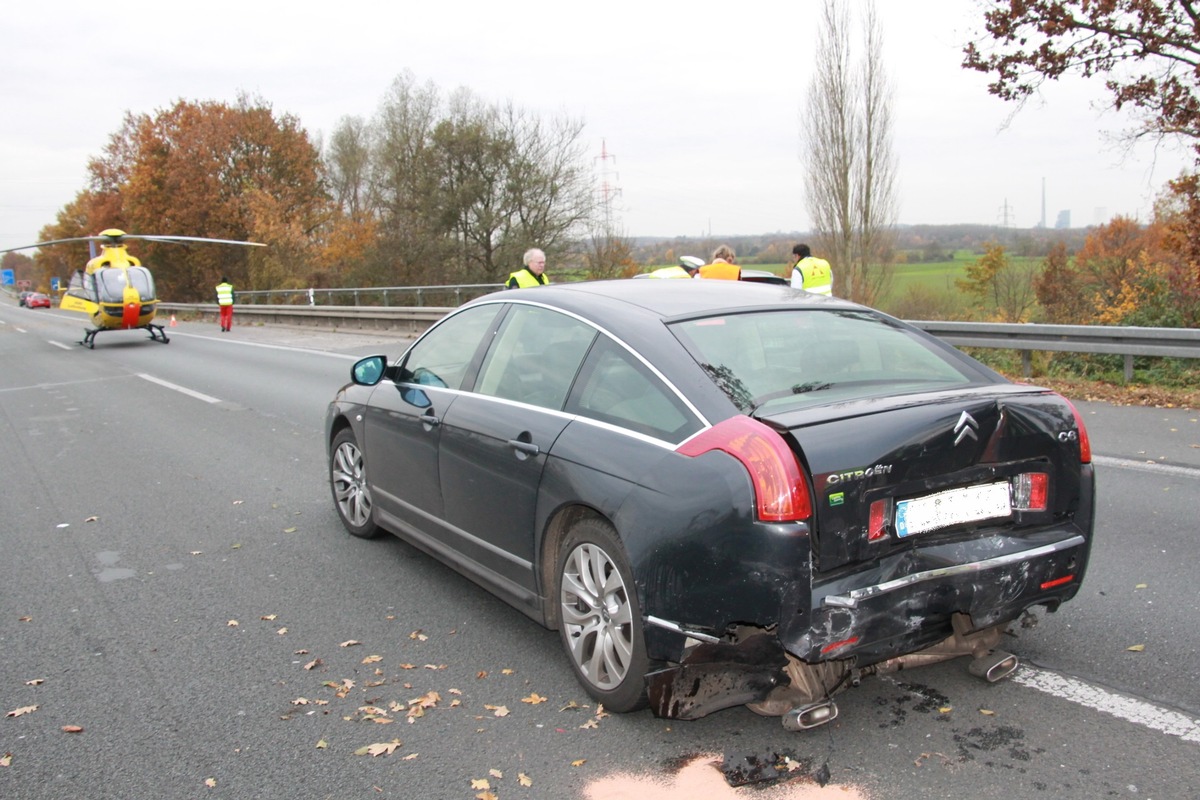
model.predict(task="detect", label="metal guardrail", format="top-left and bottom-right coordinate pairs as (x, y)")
top-left (158, 300), bottom-right (1200, 383)
top-left (912, 320), bottom-right (1200, 381)
top-left (235, 284), bottom-right (504, 307)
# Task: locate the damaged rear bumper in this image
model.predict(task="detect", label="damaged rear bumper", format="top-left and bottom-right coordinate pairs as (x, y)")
top-left (642, 532), bottom-right (1085, 722)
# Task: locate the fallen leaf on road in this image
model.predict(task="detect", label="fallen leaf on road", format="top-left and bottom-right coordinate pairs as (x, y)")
top-left (476, 792), bottom-right (498, 800)
top-left (522, 692), bottom-right (548, 705)
top-left (572, 759), bottom-right (587, 767)
top-left (937, 706), bottom-right (952, 714)
top-left (24, 679), bottom-right (44, 686)
top-left (362, 740), bottom-right (403, 757)
top-left (61, 725), bottom-right (84, 733)
top-left (85, 516), bottom-right (99, 523)
top-left (303, 659), bottom-right (321, 671)
top-left (1135, 584), bottom-right (1148, 590)
top-left (18, 616), bottom-right (32, 622)
top-left (501, 668), bottom-right (514, 675)
top-left (489, 768), bottom-right (503, 778)
top-left (227, 620), bottom-right (239, 627)
top-left (484, 705), bottom-right (510, 717)
top-left (261, 614), bottom-right (278, 621)
top-left (283, 527), bottom-right (297, 533)
top-left (205, 778), bottom-right (216, 788)
top-left (362, 655), bottom-right (383, 664)
top-left (409, 630), bottom-right (428, 641)
top-left (316, 740), bottom-right (327, 749)
top-left (403, 752), bottom-right (419, 760)
top-left (470, 778), bottom-right (491, 790)
top-left (5, 706), bottom-right (37, 718)
top-left (340, 640), bottom-right (361, 648)
top-left (0, 753), bottom-right (10, 767)
top-left (979, 709), bottom-right (995, 716)
top-left (518, 772), bottom-right (532, 786)
top-left (277, 627), bottom-right (288, 635)
top-left (1127, 644), bottom-right (1146, 652)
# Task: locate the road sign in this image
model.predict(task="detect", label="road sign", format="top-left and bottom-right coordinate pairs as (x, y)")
top-left (1, 269), bottom-right (13, 286)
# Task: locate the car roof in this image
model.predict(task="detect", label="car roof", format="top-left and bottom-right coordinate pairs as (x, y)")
top-left (487, 279), bottom-right (856, 329)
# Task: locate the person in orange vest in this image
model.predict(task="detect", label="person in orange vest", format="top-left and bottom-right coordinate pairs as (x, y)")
top-left (698, 245), bottom-right (742, 280)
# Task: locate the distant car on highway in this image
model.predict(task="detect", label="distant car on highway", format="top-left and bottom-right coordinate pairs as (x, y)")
top-left (325, 280), bottom-right (1095, 730)
top-left (25, 292), bottom-right (51, 309)
top-left (18, 290), bottom-right (35, 307)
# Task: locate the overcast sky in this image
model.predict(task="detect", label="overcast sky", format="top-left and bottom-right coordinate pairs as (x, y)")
top-left (1, 0), bottom-right (1193, 254)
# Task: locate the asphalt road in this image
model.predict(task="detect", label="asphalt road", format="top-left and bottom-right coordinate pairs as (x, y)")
top-left (2, 301), bottom-right (1198, 800)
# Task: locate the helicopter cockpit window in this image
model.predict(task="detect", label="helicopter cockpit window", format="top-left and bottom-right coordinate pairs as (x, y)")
top-left (125, 267), bottom-right (155, 299)
top-left (96, 270), bottom-right (129, 303)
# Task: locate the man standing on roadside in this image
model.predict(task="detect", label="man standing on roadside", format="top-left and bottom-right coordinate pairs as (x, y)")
top-left (215, 276), bottom-right (235, 332)
top-left (790, 244), bottom-right (833, 295)
top-left (506, 248), bottom-right (550, 289)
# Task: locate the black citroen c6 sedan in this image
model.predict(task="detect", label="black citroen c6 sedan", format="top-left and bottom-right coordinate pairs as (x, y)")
top-left (325, 280), bottom-right (1094, 730)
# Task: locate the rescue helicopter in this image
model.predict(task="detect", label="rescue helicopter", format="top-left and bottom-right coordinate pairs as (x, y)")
top-left (1, 229), bottom-right (264, 348)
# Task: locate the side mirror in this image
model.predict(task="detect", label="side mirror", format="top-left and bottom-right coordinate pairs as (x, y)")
top-left (352, 355), bottom-right (387, 386)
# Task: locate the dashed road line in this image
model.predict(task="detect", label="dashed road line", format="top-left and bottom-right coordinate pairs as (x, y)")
top-left (137, 373), bottom-right (222, 404)
top-left (1015, 666), bottom-right (1200, 745)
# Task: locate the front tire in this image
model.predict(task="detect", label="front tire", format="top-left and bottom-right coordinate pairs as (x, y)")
top-left (329, 428), bottom-right (380, 538)
top-left (556, 519), bottom-right (649, 712)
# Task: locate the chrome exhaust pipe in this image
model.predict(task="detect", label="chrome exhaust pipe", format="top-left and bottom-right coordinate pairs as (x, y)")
top-left (781, 700), bottom-right (839, 731)
top-left (968, 649), bottom-right (1019, 683)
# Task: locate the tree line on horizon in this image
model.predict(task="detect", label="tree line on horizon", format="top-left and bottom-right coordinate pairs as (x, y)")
top-left (5, 0), bottom-right (1199, 328)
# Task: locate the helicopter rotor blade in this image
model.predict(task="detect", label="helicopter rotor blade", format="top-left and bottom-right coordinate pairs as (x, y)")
top-left (1, 234), bottom-right (266, 253)
top-left (127, 235), bottom-right (266, 247)
top-left (0, 236), bottom-right (111, 253)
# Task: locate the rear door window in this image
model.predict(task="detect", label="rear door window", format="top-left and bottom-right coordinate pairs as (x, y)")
top-left (567, 337), bottom-right (702, 443)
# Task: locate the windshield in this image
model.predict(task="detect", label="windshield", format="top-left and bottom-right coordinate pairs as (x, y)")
top-left (671, 309), bottom-right (989, 412)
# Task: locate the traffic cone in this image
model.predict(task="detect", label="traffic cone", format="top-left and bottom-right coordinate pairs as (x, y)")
top-left (169, 314), bottom-right (177, 327)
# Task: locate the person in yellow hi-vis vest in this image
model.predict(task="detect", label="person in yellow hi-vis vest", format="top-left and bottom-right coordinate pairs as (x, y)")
top-left (506, 248), bottom-right (550, 289)
top-left (215, 277), bottom-right (235, 331)
top-left (789, 243), bottom-right (833, 295)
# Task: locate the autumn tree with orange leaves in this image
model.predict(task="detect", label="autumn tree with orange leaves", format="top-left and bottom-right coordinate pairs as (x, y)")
top-left (37, 96), bottom-right (326, 300)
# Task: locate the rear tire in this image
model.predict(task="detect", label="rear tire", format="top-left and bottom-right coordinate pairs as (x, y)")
top-left (556, 519), bottom-right (649, 712)
top-left (329, 428), bottom-right (380, 538)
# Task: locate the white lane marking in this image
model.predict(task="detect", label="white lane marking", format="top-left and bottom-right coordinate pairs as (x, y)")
top-left (167, 330), bottom-right (360, 359)
top-left (1014, 666), bottom-right (1200, 744)
top-left (49, 340), bottom-right (73, 350)
top-left (14, 326), bottom-right (26, 333)
top-left (137, 373), bottom-right (221, 404)
top-left (1093, 454), bottom-right (1200, 479)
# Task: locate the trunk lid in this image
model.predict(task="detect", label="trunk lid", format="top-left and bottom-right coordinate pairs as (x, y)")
top-left (757, 384), bottom-right (1087, 574)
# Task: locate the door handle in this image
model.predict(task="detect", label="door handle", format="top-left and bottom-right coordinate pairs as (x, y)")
top-left (507, 439), bottom-right (540, 459)
top-left (421, 412), bottom-right (441, 429)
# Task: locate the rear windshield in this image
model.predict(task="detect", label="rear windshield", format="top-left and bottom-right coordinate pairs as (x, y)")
top-left (671, 309), bottom-right (992, 412)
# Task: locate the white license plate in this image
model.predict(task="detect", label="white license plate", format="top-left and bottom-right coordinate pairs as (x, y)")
top-left (895, 482), bottom-right (1011, 538)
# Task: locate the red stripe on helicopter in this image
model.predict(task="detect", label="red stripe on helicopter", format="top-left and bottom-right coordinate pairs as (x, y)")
top-left (122, 303), bottom-right (141, 329)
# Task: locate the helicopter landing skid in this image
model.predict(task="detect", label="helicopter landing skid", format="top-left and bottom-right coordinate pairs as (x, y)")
top-left (77, 323), bottom-right (171, 349)
top-left (147, 323), bottom-right (170, 344)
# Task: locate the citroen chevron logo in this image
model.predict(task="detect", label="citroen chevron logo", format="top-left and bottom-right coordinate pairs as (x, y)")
top-left (954, 411), bottom-right (979, 446)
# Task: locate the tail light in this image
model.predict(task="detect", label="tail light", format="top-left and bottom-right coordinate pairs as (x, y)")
top-left (1011, 472), bottom-right (1048, 511)
top-left (867, 499), bottom-right (889, 541)
top-left (677, 416), bottom-right (812, 522)
top-left (1056, 394), bottom-right (1092, 464)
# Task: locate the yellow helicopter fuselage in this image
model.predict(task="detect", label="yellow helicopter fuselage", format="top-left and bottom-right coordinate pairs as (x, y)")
top-left (60, 243), bottom-right (159, 330)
